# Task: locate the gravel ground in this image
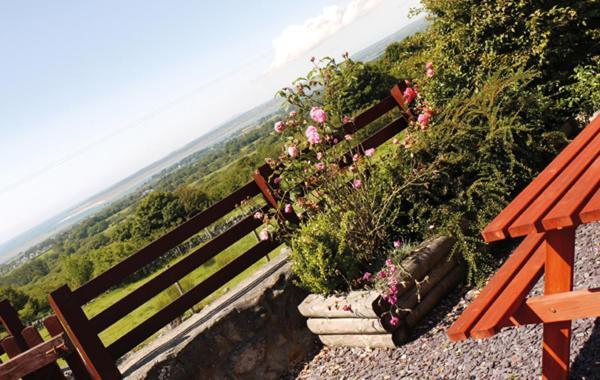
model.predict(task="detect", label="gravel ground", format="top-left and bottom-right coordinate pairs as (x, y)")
top-left (288, 222), bottom-right (600, 380)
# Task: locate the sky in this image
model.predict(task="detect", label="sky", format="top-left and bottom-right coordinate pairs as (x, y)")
top-left (0, 0), bottom-right (421, 245)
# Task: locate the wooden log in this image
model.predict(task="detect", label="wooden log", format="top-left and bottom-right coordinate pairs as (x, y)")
top-left (405, 264), bottom-right (465, 328)
top-left (307, 318), bottom-right (387, 335)
top-left (318, 328), bottom-right (408, 349)
top-left (393, 237), bottom-right (456, 298)
top-left (298, 291), bottom-right (380, 318)
top-left (395, 255), bottom-right (459, 317)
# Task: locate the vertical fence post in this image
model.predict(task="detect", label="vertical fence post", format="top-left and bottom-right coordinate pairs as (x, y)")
top-left (43, 315), bottom-right (91, 380)
top-left (0, 300), bottom-right (28, 352)
top-left (542, 228), bottom-right (575, 380)
top-left (48, 286), bottom-right (121, 380)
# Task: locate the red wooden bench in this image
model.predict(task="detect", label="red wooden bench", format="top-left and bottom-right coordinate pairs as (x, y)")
top-left (0, 300), bottom-right (89, 380)
top-left (448, 114), bottom-right (600, 380)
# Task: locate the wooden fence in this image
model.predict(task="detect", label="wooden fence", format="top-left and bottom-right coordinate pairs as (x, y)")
top-left (43, 81), bottom-right (411, 379)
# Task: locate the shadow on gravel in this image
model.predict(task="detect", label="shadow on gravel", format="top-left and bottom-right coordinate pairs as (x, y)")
top-left (406, 281), bottom-right (468, 342)
top-left (571, 318), bottom-right (600, 380)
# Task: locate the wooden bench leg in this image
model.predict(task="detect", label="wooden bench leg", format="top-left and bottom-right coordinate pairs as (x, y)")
top-left (542, 228), bottom-right (574, 380)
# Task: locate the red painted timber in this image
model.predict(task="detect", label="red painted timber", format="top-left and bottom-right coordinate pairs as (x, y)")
top-left (470, 242), bottom-right (545, 338)
top-left (542, 154), bottom-right (600, 230)
top-left (580, 186), bottom-right (600, 223)
top-left (447, 233), bottom-right (544, 341)
top-left (541, 228), bottom-right (575, 380)
top-left (526, 287), bottom-right (600, 323)
top-left (482, 115), bottom-right (600, 242)
top-left (508, 131), bottom-right (600, 237)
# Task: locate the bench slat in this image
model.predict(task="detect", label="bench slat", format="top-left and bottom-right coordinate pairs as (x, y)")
top-left (542, 154), bottom-right (600, 230)
top-left (508, 131), bottom-right (600, 237)
top-left (482, 115), bottom-right (600, 242)
top-left (580, 185), bottom-right (600, 223)
top-left (447, 233), bottom-right (544, 341)
top-left (470, 241), bottom-right (545, 338)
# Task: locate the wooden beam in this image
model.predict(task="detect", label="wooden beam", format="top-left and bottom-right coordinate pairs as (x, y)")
top-left (542, 228), bottom-right (574, 380)
top-left (447, 233), bottom-right (544, 341)
top-left (0, 333), bottom-right (70, 380)
top-left (470, 241), bottom-right (545, 339)
top-left (526, 288), bottom-right (600, 323)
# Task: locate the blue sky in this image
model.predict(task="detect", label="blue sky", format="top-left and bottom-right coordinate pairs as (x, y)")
top-left (0, 0), bottom-right (420, 244)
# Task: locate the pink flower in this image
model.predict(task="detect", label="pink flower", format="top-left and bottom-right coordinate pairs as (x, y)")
top-left (425, 62), bottom-right (433, 70)
top-left (393, 240), bottom-right (402, 248)
top-left (254, 212), bottom-right (263, 220)
top-left (403, 87), bottom-right (416, 104)
top-left (316, 152), bottom-right (323, 160)
top-left (333, 138), bottom-right (339, 144)
top-left (364, 148), bottom-right (375, 157)
top-left (388, 294), bottom-right (398, 305)
top-left (274, 121), bottom-right (285, 133)
top-left (362, 272), bottom-right (372, 281)
top-left (259, 229), bottom-right (270, 241)
top-left (385, 258), bottom-right (394, 267)
top-left (418, 112), bottom-right (431, 129)
top-left (378, 271), bottom-right (387, 279)
top-left (287, 145), bottom-right (299, 157)
top-left (352, 179), bottom-right (362, 189)
top-left (273, 176), bottom-right (281, 185)
top-left (344, 134), bottom-right (353, 141)
top-left (309, 107), bottom-right (327, 123)
top-left (315, 162), bottom-right (325, 171)
top-left (305, 125), bottom-right (321, 144)
top-left (342, 304), bottom-right (352, 312)
top-left (390, 316), bottom-right (400, 327)
top-left (289, 110), bottom-right (297, 118)
top-left (343, 115), bottom-right (352, 124)
top-left (352, 153), bottom-right (361, 162)
top-left (426, 68), bottom-right (435, 78)
top-left (284, 203), bottom-right (293, 213)
top-left (392, 138), bottom-right (400, 145)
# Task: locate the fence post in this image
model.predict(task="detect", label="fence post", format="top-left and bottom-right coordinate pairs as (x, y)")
top-left (43, 315), bottom-right (91, 380)
top-left (0, 300), bottom-right (28, 352)
top-left (48, 286), bottom-right (121, 380)
top-left (21, 326), bottom-right (64, 380)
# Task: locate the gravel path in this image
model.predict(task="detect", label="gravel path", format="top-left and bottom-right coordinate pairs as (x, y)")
top-left (289, 222), bottom-right (600, 380)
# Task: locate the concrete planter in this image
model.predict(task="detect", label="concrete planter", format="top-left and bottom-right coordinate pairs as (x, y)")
top-left (298, 236), bottom-right (464, 348)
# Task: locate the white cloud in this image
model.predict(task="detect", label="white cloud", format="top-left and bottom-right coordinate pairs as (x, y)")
top-left (270, 0), bottom-right (384, 69)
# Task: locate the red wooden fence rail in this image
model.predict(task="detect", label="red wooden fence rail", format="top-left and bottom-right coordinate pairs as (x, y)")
top-left (48, 82), bottom-right (410, 379)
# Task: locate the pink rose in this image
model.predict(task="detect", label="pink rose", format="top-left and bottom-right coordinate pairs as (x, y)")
top-left (274, 121), bottom-right (285, 133)
top-left (418, 112), bottom-right (431, 129)
top-left (254, 212), bottom-right (263, 220)
top-left (305, 125), bottom-right (321, 144)
top-left (316, 152), bottom-right (323, 160)
top-left (393, 240), bottom-right (402, 248)
top-left (385, 258), bottom-right (394, 267)
top-left (403, 87), bottom-right (416, 104)
top-left (364, 148), bottom-right (375, 157)
top-left (426, 68), bottom-right (435, 78)
top-left (287, 145), bottom-right (299, 157)
top-left (344, 134), bottom-right (353, 141)
top-left (362, 272), bottom-right (372, 281)
top-left (273, 176), bottom-right (281, 185)
top-left (343, 115), bottom-right (352, 124)
top-left (352, 179), bottom-right (362, 189)
top-left (352, 153), bottom-right (361, 162)
top-left (315, 162), bottom-right (325, 170)
top-left (259, 229), bottom-right (270, 241)
top-left (390, 316), bottom-right (400, 327)
top-left (284, 203), bottom-right (293, 213)
top-left (425, 62), bottom-right (433, 70)
top-left (289, 110), bottom-right (297, 118)
top-left (309, 107), bottom-right (327, 123)
top-left (392, 138), bottom-right (400, 145)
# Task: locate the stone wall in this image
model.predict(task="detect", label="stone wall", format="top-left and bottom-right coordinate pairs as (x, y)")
top-left (121, 254), bottom-right (318, 380)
